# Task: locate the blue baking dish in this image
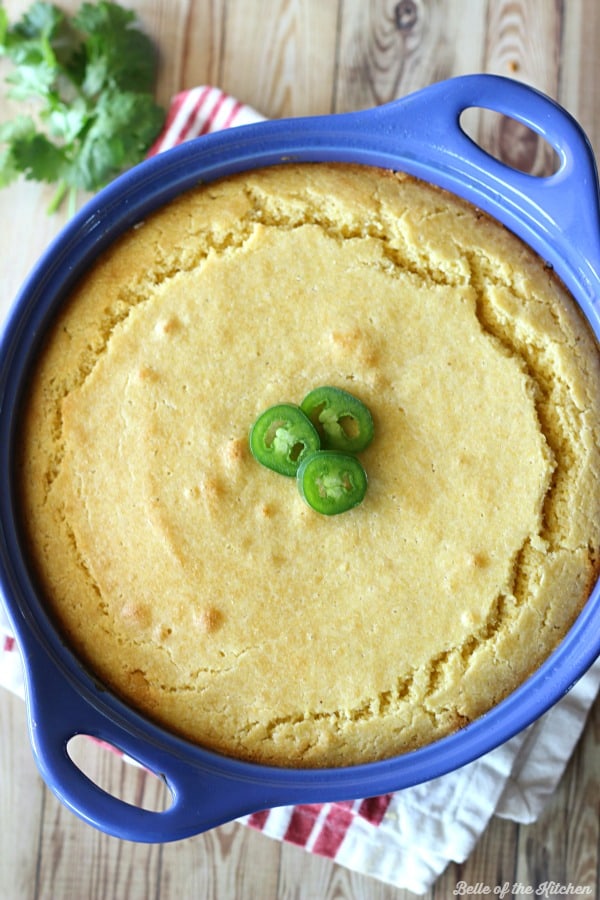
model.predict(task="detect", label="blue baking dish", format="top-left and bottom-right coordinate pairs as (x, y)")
top-left (1, 74), bottom-right (600, 842)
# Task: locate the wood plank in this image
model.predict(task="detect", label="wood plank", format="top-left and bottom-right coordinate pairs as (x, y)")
top-left (65, 736), bottom-right (171, 813)
top-left (158, 821), bottom-right (281, 899)
top-left (0, 178), bottom-right (71, 317)
top-left (560, 696), bottom-right (600, 891)
top-left (334, 0), bottom-right (487, 113)
top-left (219, 0), bottom-right (341, 117)
top-left (0, 690), bottom-right (44, 900)
top-left (559, 0), bottom-right (600, 155)
top-left (514, 695), bottom-right (600, 894)
top-left (484, 0), bottom-right (563, 89)
top-left (441, 818), bottom-right (519, 897)
top-left (278, 838), bottom-right (415, 899)
top-left (35, 810), bottom-right (163, 900)
top-left (479, 0), bottom-right (564, 175)
top-left (35, 741), bottom-right (164, 900)
top-left (137, 0), bottom-right (226, 102)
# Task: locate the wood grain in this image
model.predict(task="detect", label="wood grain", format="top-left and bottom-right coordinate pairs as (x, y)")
top-left (1, 1), bottom-right (600, 898)
top-left (447, 819), bottom-right (520, 895)
top-left (564, 698), bottom-right (600, 890)
top-left (220, 0), bottom-right (340, 116)
top-left (560, 0), bottom-right (600, 154)
top-left (479, 0), bottom-right (563, 175)
top-left (0, 691), bottom-right (44, 900)
top-left (66, 736), bottom-right (171, 812)
top-left (335, 0), bottom-right (486, 112)
top-left (157, 822), bottom-right (281, 900)
top-left (514, 696), bottom-right (600, 895)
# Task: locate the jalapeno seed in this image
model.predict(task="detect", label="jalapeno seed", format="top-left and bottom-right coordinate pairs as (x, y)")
top-left (301, 386), bottom-right (374, 453)
top-left (297, 451), bottom-right (368, 515)
top-left (249, 403), bottom-right (321, 476)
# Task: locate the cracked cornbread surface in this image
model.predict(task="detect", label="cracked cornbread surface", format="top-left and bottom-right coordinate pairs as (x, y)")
top-left (18, 163), bottom-right (600, 767)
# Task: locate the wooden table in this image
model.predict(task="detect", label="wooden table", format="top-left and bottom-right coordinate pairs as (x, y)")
top-left (1, 1), bottom-right (599, 897)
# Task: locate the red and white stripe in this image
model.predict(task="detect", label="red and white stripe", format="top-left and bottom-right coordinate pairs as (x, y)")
top-left (2, 634), bottom-right (15, 652)
top-left (147, 85), bottom-right (264, 156)
top-left (241, 794), bottom-right (393, 860)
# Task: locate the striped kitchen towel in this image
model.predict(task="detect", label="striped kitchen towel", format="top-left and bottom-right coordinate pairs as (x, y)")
top-left (147, 84), bottom-right (265, 154)
top-left (2, 86), bottom-right (600, 895)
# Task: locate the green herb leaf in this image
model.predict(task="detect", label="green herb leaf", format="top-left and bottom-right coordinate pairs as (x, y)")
top-left (11, 130), bottom-right (67, 182)
top-left (71, 89), bottom-right (165, 190)
top-left (0, 1), bottom-right (165, 212)
top-left (5, 60), bottom-right (57, 99)
top-left (74, 2), bottom-right (157, 95)
top-left (0, 115), bottom-right (36, 185)
top-left (46, 98), bottom-right (87, 142)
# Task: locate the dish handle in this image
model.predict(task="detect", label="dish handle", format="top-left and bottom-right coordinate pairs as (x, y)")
top-left (363, 74), bottom-right (600, 303)
top-left (21, 644), bottom-right (277, 842)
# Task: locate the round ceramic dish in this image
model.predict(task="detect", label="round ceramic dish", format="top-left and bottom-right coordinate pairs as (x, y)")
top-left (1, 75), bottom-right (600, 843)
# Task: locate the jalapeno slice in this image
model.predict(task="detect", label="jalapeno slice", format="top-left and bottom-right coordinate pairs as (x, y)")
top-left (300, 386), bottom-right (374, 453)
top-left (297, 451), bottom-right (368, 515)
top-left (249, 403), bottom-right (321, 476)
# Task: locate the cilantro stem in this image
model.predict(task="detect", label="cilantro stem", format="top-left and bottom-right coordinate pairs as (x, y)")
top-left (67, 185), bottom-right (78, 219)
top-left (46, 180), bottom-right (67, 215)
top-left (45, 182), bottom-right (78, 217)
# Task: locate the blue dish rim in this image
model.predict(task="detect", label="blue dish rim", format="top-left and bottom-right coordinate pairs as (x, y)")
top-left (1, 74), bottom-right (599, 841)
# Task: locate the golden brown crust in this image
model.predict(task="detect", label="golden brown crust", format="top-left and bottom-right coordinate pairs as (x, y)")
top-left (18, 163), bottom-right (600, 767)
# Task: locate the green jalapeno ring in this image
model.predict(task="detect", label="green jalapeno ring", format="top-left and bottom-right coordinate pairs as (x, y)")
top-left (296, 450), bottom-right (368, 515)
top-left (300, 385), bottom-right (374, 453)
top-left (249, 403), bottom-right (321, 476)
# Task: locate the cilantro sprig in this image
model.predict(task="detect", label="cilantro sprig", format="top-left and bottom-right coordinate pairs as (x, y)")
top-left (0, 1), bottom-right (166, 214)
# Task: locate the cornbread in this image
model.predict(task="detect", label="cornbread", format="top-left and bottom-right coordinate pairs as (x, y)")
top-left (17, 163), bottom-right (600, 767)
